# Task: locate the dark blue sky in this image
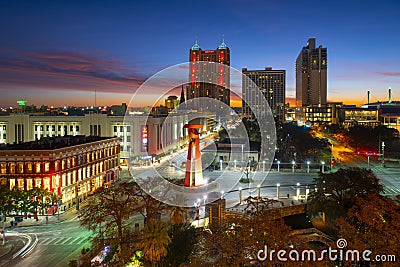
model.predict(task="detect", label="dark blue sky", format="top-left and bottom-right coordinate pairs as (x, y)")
top-left (0, 0), bottom-right (399, 107)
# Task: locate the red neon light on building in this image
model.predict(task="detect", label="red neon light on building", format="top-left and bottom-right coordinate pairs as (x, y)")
top-left (219, 66), bottom-right (224, 85)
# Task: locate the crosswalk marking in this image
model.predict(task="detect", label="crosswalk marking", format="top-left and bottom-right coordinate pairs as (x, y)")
top-left (69, 236), bottom-right (81, 244)
top-left (77, 237), bottom-right (88, 245)
top-left (38, 237), bottom-right (51, 244)
top-left (38, 235), bottom-right (88, 246)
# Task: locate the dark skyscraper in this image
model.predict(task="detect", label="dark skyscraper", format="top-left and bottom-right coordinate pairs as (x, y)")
top-left (180, 85), bottom-right (185, 105)
top-left (187, 40), bottom-right (230, 111)
top-left (296, 38), bottom-right (327, 107)
top-left (242, 67), bottom-right (286, 123)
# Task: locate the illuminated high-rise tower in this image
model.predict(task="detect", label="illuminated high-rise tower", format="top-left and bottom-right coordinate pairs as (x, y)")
top-left (187, 40), bottom-right (230, 111)
top-left (242, 67), bottom-right (286, 123)
top-left (296, 38), bottom-right (327, 107)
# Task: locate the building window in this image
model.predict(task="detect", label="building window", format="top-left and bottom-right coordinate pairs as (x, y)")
top-left (27, 179), bottom-right (33, 190)
top-left (27, 163), bottom-right (33, 173)
top-left (114, 126), bottom-right (117, 132)
top-left (18, 178), bottom-right (24, 190)
top-left (0, 163), bottom-right (6, 174)
top-left (35, 162), bottom-right (41, 173)
top-left (44, 162), bottom-right (50, 173)
top-left (9, 179), bottom-right (15, 190)
top-left (9, 163), bottom-right (15, 174)
top-left (35, 178), bottom-right (42, 188)
top-left (17, 163), bottom-right (24, 173)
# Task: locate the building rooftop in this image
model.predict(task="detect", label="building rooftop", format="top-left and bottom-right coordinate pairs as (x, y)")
top-left (191, 41), bottom-right (200, 50)
top-left (0, 135), bottom-right (116, 151)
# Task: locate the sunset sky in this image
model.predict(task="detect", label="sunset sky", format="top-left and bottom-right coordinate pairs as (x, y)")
top-left (0, 0), bottom-right (399, 108)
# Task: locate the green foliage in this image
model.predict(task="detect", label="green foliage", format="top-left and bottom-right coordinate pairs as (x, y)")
top-left (162, 223), bottom-right (198, 266)
top-left (336, 195), bottom-right (400, 265)
top-left (139, 221), bottom-right (171, 266)
top-left (276, 122), bottom-right (331, 162)
top-left (78, 182), bottom-right (140, 243)
top-left (346, 125), bottom-right (399, 152)
top-left (0, 185), bottom-right (56, 216)
top-left (307, 167), bottom-right (384, 227)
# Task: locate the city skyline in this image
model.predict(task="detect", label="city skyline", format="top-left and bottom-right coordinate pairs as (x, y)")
top-left (0, 0), bottom-right (399, 107)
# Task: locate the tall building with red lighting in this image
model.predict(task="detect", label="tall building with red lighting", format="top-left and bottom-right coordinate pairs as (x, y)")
top-left (187, 40), bottom-right (230, 111)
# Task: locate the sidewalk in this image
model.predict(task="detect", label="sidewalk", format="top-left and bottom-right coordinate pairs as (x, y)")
top-left (4, 206), bottom-right (78, 229)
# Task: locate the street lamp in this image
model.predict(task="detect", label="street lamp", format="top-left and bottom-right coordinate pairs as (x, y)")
top-left (277, 160), bottom-right (280, 172)
top-left (220, 159), bottom-right (223, 170)
top-left (276, 183), bottom-right (280, 199)
top-left (307, 161), bottom-right (310, 173)
top-left (257, 184), bottom-right (261, 199)
top-left (296, 182), bottom-right (300, 198)
top-left (262, 160), bottom-right (265, 172)
top-left (292, 160), bottom-right (295, 173)
top-left (234, 159), bottom-right (237, 170)
top-left (241, 144), bottom-right (244, 167)
top-left (321, 161), bottom-right (325, 173)
top-left (382, 141), bottom-right (385, 167)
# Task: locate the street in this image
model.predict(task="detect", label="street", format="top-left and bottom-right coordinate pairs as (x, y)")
top-left (0, 213), bottom-right (92, 267)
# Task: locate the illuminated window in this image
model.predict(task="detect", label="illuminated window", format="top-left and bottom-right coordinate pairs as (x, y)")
top-left (18, 178), bottom-right (24, 189)
top-left (35, 178), bottom-right (42, 188)
top-left (0, 163), bottom-right (6, 174)
top-left (9, 163), bottom-right (15, 174)
top-left (36, 162), bottom-right (41, 173)
top-left (27, 179), bottom-right (33, 190)
top-left (27, 163), bottom-right (33, 173)
top-left (17, 163), bottom-right (24, 173)
top-left (9, 179), bottom-right (15, 189)
top-left (44, 162), bottom-right (50, 173)
top-left (43, 178), bottom-right (50, 190)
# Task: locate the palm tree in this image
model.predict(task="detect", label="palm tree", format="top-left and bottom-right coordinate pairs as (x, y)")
top-left (140, 221), bottom-right (171, 266)
top-left (168, 205), bottom-right (188, 225)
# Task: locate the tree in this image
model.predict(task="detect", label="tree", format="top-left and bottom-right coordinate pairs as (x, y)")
top-left (162, 223), bottom-right (198, 266)
top-left (139, 221), bottom-right (171, 266)
top-left (197, 214), bottom-right (293, 266)
top-left (136, 186), bottom-right (167, 225)
top-left (307, 167), bottom-right (384, 228)
top-left (336, 195), bottom-right (400, 267)
top-left (167, 205), bottom-right (188, 225)
top-left (0, 186), bottom-right (13, 244)
top-left (79, 181), bottom-right (140, 243)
